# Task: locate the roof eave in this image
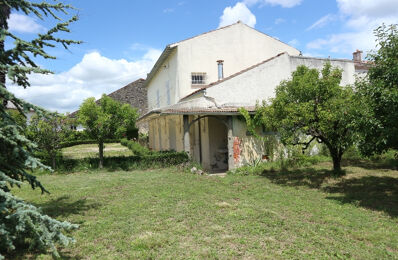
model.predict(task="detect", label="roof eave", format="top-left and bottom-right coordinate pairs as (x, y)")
top-left (144, 45), bottom-right (177, 88)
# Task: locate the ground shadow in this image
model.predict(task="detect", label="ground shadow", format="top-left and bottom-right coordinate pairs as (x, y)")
top-left (36, 195), bottom-right (101, 218)
top-left (260, 167), bottom-right (333, 189)
top-left (325, 176), bottom-right (398, 217)
top-left (260, 166), bottom-right (398, 218)
top-left (342, 158), bottom-right (398, 170)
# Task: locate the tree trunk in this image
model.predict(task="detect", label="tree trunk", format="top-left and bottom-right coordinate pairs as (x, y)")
top-left (99, 141), bottom-right (104, 169)
top-left (332, 155), bottom-right (341, 171)
top-left (52, 155), bottom-right (56, 170)
top-left (331, 150), bottom-right (344, 176)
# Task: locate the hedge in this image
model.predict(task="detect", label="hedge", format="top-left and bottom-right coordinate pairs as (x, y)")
top-left (60, 139), bottom-right (121, 148)
top-left (41, 151), bottom-right (189, 172)
top-left (120, 138), bottom-right (151, 156)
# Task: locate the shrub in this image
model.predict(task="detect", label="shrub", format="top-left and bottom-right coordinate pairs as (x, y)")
top-left (229, 155), bottom-right (330, 176)
top-left (120, 138), bottom-right (151, 156)
top-left (45, 151), bottom-right (189, 172)
top-left (60, 139), bottom-right (120, 148)
top-left (370, 149), bottom-right (398, 168)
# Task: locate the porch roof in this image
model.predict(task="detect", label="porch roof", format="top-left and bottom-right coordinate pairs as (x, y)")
top-left (138, 106), bottom-right (255, 122)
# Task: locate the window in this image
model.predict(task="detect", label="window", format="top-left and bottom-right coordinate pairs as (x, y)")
top-left (191, 72), bottom-right (206, 85)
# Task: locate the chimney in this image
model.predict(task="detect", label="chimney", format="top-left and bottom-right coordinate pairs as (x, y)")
top-left (217, 60), bottom-right (224, 80)
top-left (353, 50), bottom-right (362, 62)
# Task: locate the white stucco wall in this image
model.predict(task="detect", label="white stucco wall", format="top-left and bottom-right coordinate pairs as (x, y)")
top-left (175, 23), bottom-right (300, 101)
top-left (146, 22), bottom-right (301, 111)
top-left (147, 48), bottom-right (178, 110)
top-left (205, 54), bottom-right (357, 107)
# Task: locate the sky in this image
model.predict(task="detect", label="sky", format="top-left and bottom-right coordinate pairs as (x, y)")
top-left (7, 0), bottom-right (398, 113)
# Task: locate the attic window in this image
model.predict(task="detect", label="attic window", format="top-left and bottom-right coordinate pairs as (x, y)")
top-left (191, 73), bottom-right (206, 85)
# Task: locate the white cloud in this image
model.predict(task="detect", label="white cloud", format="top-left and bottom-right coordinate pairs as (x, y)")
top-left (274, 18), bottom-right (285, 24)
top-left (337, 0), bottom-right (398, 18)
top-left (219, 2), bottom-right (256, 28)
top-left (8, 49), bottom-right (161, 113)
top-left (307, 14), bottom-right (337, 31)
top-left (244, 0), bottom-right (302, 8)
top-left (288, 38), bottom-right (299, 46)
top-left (163, 8), bottom-right (174, 13)
top-left (306, 0), bottom-right (398, 56)
top-left (8, 13), bottom-right (45, 33)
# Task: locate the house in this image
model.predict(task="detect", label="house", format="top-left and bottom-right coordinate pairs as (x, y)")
top-left (6, 101), bottom-right (35, 124)
top-left (138, 21), bottom-right (368, 172)
top-left (70, 78), bottom-right (148, 133)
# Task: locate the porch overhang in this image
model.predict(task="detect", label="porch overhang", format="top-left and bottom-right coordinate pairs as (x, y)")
top-left (138, 106), bottom-right (256, 123)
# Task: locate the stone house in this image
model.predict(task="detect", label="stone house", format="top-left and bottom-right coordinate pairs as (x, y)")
top-left (138, 21), bottom-right (367, 172)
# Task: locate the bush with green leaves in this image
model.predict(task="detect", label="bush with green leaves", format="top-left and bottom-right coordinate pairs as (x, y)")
top-left (44, 152), bottom-right (190, 172)
top-left (120, 138), bottom-right (151, 156)
top-left (0, 0), bottom-right (80, 258)
top-left (27, 114), bottom-right (72, 169)
top-left (356, 24), bottom-right (398, 156)
top-left (229, 155), bottom-right (330, 176)
top-left (60, 138), bottom-right (121, 148)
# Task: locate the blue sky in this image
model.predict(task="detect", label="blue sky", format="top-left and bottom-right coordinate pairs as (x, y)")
top-left (7, 0), bottom-right (398, 112)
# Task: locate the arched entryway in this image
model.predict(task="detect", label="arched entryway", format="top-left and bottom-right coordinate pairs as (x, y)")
top-left (183, 115), bottom-right (233, 172)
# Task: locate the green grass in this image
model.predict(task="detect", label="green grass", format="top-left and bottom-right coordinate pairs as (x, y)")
top-left (13, 161), bottom-right (398, 259)
top-left (62, 143), bottom-right (132, 159)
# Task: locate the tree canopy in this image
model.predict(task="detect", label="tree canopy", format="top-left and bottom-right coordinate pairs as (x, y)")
top-left (0, 0), bottom-right (80, 257)
top-left (356, 24), bottom-right (398, 156)
top-left (78, 94), bottom-right (139, 168)
top-left (242, 63), bottom-right (360, 173)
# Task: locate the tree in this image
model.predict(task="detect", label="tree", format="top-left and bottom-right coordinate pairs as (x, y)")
top-left (27, 114), bottom-right (72, 169)
top-left (78, 94), bottom-right (139, 168)
top-left (356, 24), bottom-right (398, 156)
top-left (0, 0), bottom-right (80, 257)
top-left (242, 64), bottom-right (359, 174)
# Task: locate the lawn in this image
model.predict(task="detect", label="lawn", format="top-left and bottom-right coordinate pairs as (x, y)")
top-left (62, 143), bottom-right (132, 159)
top-left (13, 162), bottom-right (398, 259)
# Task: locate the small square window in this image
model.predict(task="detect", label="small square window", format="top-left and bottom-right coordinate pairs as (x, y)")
top-left (191, 73), bottom-right (206, 85)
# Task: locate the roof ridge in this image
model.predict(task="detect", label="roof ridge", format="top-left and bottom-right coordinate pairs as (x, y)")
top-left (169, 21), bottom-right (242, 47)
top-left (180, 52), bottom-right (288, 101)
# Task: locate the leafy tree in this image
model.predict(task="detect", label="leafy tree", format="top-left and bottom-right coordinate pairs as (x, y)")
top-left (27, 114), bottom-right (72, 169)
top-left (78, 94), bottom-right (139, 168)
top-left (242, 64), bottom-right (359, 173)
top-left (0, 0), bottom-right (80, 257)
top-left (356, 24), bottom-right (398, 156)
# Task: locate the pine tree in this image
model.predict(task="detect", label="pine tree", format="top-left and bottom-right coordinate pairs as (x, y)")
top-left (0, 0), bottom-right (81, 257)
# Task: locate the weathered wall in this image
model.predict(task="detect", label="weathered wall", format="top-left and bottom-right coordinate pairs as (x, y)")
top-left (231, 117), bottom-right (268, 167)
top-left (147, 49), bottom-right (178, 110)
top-left (148, 115), bottom-right (184, 151)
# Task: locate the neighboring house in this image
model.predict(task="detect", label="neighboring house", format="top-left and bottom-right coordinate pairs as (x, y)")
top-left (138, 21), bottom-right (368, 172)
top-left (6, 101), bottom-right (35, 124)
top-left (70, 78), bottom-right (148, 132)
